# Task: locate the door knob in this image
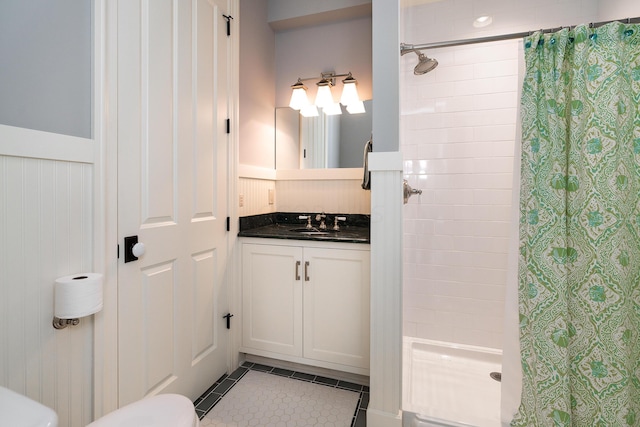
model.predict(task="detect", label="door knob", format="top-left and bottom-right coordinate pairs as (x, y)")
top-left (132, 242), bottom-right (146, 258)
top-left (124, 235), bottom-right (144, 263)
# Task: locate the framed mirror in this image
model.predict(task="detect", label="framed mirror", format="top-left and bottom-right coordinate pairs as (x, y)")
top-left (275, 100), bottom-right (373, 169)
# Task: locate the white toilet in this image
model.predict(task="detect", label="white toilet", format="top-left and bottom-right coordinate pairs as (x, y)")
top-left (0, 386), bottom-right (58, 427)
top-left (88, 393), bottom-right (200, 427)
top-left (0, 385), bottom-right (199, 427)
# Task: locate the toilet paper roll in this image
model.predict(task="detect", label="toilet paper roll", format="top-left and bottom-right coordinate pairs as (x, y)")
top-left (54, 273), bottom-right (103, 319)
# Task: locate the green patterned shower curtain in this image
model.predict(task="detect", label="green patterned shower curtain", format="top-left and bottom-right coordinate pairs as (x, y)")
top-left (513, 22), bottom-right (640, 426)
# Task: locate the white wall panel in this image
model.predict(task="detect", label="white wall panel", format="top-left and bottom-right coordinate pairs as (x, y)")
top-left (143, 0), bottom-right (176, 225)
top-left (142, 261), bottom-right (176, 393)
top-left (0, 155), bottom-right (94, 427)
top-left (192, 250), bottom-right (216, 361)
top-left (194, 0), bottom-right (216, 218)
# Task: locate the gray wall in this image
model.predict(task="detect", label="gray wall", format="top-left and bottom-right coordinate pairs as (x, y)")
top-left (239, 0), bottom-right (276, 168)
top-left (0, 0), bottom-right (92, 138)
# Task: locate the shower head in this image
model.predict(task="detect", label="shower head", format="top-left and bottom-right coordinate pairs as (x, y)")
top-left (400, 43), bottom-right (438, 75)
top-left (414, 52), bottom-right (438, 75)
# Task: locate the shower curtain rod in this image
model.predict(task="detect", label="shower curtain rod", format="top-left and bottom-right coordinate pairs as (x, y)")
top-left (400, 16), bottom-right (640, 52)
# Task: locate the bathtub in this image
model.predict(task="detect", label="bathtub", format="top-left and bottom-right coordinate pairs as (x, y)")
top-left (402, 338), bottom-right (502, 427)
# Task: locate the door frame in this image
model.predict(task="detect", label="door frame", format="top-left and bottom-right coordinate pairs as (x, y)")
top-left (93, 0), bottom-right (239, 419)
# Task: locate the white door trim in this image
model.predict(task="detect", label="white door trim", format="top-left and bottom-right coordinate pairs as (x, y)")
top-left (93, 0), bottom-right (120, 418)
top-left (226, 0), bottom-right (241, 375)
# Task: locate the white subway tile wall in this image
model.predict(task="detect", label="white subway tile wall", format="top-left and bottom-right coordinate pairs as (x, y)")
top-left (401, 38), bottom-right (519, 350)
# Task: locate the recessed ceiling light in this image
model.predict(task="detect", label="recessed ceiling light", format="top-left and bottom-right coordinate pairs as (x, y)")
top-left (473, 15), bottom-right (493, 28)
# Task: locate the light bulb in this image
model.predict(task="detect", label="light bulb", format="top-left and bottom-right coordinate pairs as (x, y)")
top-left (340, 74), bottom-right (360, 106)
top-left (315, 80), bottom-right (334, 108)
top-left (289, 79), bottom-right (309, 110)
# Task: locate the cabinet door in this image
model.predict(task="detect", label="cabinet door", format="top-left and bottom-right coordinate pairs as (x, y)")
top-left (242, 244), bottom-right (303, 356)
top-left (303, 247), bottom-right (370, 369)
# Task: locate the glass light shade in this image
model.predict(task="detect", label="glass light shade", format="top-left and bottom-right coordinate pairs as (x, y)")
top-left (315, 83), bottom-right (334, 108)
top-left (289, 86), bottom-right (309, 110)
top-left (300, 104), bottom-right (319, 117)
top-left (340, 81), bottom-right (359, 106)
top-left (346, 100), bottom-right (365, 114)
top-left (323, 102), bottom-right (342, 116)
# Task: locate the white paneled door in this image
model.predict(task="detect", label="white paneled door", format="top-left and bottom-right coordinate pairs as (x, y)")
top-left (117, 0), bottom-right (231, 405)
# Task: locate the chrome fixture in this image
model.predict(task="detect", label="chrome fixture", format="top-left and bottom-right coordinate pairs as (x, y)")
top-left (315, 213), bottom-right (327, 230)
top-left (333, 216), bottom-right (346, 231)
top-left (403, 179), bottom-right (423, 204)
top-left (400, 43), bottom-right (438, 75)
top-left (298, 215), bottom-right (313, 229)
top-left (53, 317), bottom-right (80, 329)
top-left (289, 71), bottom-right (364, 116)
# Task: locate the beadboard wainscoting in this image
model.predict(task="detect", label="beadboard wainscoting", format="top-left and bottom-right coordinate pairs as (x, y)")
top-left (276, 179), bottom-right (370, 215)
top-left (238, 178), bottom-right (277, 217)
top-left (0, 154), bottom-right (95, 427)
top-left (238, 168), bottom-right (371, 217)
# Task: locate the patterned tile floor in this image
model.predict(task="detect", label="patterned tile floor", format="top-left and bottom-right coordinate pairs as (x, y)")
top-left (194, 362), bottom-right (368, 427)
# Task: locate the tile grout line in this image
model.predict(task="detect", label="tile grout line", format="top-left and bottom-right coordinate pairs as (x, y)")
top-left (194, 362), bottom-right (368, 426)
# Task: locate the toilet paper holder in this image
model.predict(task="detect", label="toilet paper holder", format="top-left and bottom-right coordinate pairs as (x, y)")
top-left (52, 273), bottom-right (104, 329)
top-left (53, 316), bottom-right (80, 329)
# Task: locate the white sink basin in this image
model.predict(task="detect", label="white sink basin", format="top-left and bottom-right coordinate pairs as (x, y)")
top-left (0, 386), bottom-right (58, 427)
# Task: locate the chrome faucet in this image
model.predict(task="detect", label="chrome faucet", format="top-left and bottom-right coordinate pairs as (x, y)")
top-left (333, 216), bottom-right (346, 231)
top-left (298, 215), bottom-right (313, 229)
top-left (315, 213), bottom-right (327, 230)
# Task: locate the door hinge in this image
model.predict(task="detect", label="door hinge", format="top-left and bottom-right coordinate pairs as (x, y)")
top-left (117, 244), bottom-right (120, 259)
top-left (223, 313), bottom-right (234, 329)
top-left (226, 216), bottom-right (230, 232)
top-left (223, 15), bottom-right (233, 37)
top-left (226, 118), bottom-right (230, 134)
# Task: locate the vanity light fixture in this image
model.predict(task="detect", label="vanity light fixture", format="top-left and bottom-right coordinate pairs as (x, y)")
top-left (315, 78), bottom-right (334, 108)
top-left (289, 79), bottom-right (309, 110)
top-left (288, 71), bottom-right (363, 115)
top-left (340, 73), bottom-right (359, 106)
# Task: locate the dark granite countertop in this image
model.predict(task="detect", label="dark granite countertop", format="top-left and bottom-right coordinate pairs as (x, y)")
top-left (238, 212), bottom-right (370, 244)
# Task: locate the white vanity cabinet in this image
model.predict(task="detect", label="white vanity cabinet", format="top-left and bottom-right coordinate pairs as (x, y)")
top-left (240, 239), bottom-right (370, 375)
